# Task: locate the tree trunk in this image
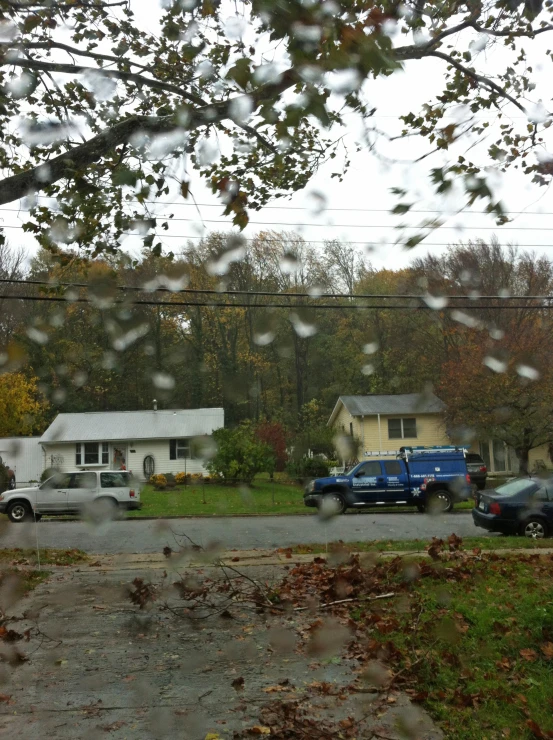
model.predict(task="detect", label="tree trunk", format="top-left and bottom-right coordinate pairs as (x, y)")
top-left (515, 446), bottom-right (530, 475)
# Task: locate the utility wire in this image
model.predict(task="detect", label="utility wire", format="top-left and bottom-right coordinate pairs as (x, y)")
top-left (21, 196), bottom-right (553, 215)
top-left (1, 294), bottom-right (551, 310)
top-left (1, 277), bottom-right (552, 301)
top-left (2, 219), bottom-right (553, 231)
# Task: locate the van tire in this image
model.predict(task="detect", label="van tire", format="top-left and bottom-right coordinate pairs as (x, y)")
top-left (7, 501), bottom-right (32, 523)
top-left (426, 490), bottom-right (453, 514)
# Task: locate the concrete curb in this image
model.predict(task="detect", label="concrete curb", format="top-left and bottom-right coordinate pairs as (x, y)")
top-left (76, 546), bottom-right (553, 572)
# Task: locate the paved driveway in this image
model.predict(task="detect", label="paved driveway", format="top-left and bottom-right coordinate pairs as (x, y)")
top-left (0, 510), bottom-right (486, 554)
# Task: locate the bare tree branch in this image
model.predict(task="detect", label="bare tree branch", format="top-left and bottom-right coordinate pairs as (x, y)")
top-left (7, 57), bottom-right (207, 107)
top-left (427, 50), bottom-right (527, 113)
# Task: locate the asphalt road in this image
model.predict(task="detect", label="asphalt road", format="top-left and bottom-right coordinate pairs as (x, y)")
top-left (0, 510), bottom-right (487, 554)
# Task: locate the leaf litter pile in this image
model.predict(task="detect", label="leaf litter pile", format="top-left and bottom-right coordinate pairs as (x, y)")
top-left (131, 536), bottom-right (553, 740)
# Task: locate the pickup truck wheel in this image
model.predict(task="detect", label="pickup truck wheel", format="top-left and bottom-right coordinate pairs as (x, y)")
top-left (7, 501), bottom-right (32, 523)
top-left (426, 490), bottom-right (452, 514)
top-left (319, 493), bottom-right (346, 515)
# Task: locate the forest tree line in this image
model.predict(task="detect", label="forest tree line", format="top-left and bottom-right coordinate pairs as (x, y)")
top-left (1, 234), bottom-right (553, 468)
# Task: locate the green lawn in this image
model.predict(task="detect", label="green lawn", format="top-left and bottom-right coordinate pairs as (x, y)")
top-left (129, 481), bottom-right (309, 517)
top-left (129, 482), bottom-right (475, 518)
top-left (0, 547), bottom-right (88, 566)
top-left (356, 554), bottom-right (553, 739)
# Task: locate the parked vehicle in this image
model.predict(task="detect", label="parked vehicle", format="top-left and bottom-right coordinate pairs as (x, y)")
top-left (472, 477), bottom-right (553, 538)
top-left (0, 470), bottom-right (141, 523)
top-left (466, 453), bottom-right (487, 490)
top-left (303, 445), bottom-right (471, 514)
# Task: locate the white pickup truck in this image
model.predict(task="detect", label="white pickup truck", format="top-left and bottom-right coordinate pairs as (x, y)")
top-left (0, 470), bottom-right (141, 522)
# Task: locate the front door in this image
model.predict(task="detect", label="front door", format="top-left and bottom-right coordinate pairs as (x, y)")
top-left (66, 472), bottom-right (98, 513)
top-left (351, 461), bottom-right (386, 503)
top-left (110, 444), bottom-right (128, 470)
top-left (36, 472), bottom-right (70, 513)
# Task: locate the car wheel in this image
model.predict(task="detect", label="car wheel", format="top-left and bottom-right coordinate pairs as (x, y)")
top-left (522, 517), bottom-right (549, 539)
top-left (7, 501), bottom-right (32, 523)
top-left (426, 490), bottom-right (453, 514)
top-left (318, 493), bottom-right (346, 516)
top-left (89, 497), bottom-right (119, 523)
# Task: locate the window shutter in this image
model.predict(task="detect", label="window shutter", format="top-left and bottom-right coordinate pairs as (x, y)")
top-left (170, 439), bottom-right (176, 460)
top-left (76, 443), bottom-right (81, 465)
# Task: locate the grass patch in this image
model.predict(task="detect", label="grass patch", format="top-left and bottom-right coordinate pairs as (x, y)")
top-left (0, 567), bottom-right (50, 595)
top-left (280, 546), bottom-right (553, 739)
top-left (290, 535), bottom-right (553, 554)
top-left (128, 482), bottom-right (474, 518)
top-left (0, 548), bottom-right (88, 566)
top-left (368, 554), bottom-right (553, 739)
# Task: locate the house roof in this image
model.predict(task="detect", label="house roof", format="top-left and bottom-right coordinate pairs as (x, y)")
top-left (40, 408), bottom-right (224, 444)
top-left (328, 393), bottom-right (445, 425)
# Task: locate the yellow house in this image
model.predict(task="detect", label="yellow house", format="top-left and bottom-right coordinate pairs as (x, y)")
top-left (328, 393), bottom-right (551, 473)
top-left (328, 393), bottom-right (449, 459)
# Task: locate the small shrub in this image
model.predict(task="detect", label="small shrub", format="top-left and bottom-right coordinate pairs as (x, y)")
top-left (286, 456), bottom-right (329, 483)
top-left (175, 472), bottom-right (187, 485)
top-left (149, 473), bottom-right (167, 490)
top-left (41, 466), bottom-right (59, 482)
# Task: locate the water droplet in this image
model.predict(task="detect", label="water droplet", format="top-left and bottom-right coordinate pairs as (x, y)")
top-left (26, 327), bottom-right (49, 345)
top-left (280, 251), bottom-right (299, 275)
top-left (224, 15), bottom-right (248, 40)
top-left (112, 323), bottom-right (149, 351)
top-left (207, 237), bottom-right (246, 276)
top-left (324, 68), bottom-right (361, 94)
top-left (196, 137), bottom-right (220, 166)
top-left (148, 130), bottom-right (189, 160)
top-left (483, 356), bottom-right (507, 373)
top-left (0, 21), bottom-right (18, 42)
top-left (527, 101), bottom-right (550, 124)
top-left (289, 313), bottom-right (317, 338)
top-left (305, 191), bottom-right (327, 216)
top-left (253, 64), bottom-right (282, 85)
top-left (229, 95), bottom-right (253, 125)
top-left (363, 342), bottom-right (379, 354)
top-left (292, 23), bottom-right (322, 42)
top-left (152, 372), bottom-right (175, 390)
top-left (253, 330), bottom-right (275, 346)
top-left (73, 371), bottom-right (88, 388)
top-left (361, 363), bottom-right (374, 375)
top-left (423, 293), bottom-right (448, 310)
top-left (196, 60), bottom-right (215, 79)
top-left (82, 70), bottom-right (118, 102)
top-left (517, 364), bottom-right (540, 380)
top-left (469, 33), bottom-right (488, 56)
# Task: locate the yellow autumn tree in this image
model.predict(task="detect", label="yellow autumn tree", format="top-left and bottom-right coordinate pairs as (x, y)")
top-left (0, 373), bottom-right (49, 437)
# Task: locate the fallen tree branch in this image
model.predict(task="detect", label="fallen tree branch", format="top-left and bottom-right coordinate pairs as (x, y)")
top-left (293, 592), bottom-right (396, 612)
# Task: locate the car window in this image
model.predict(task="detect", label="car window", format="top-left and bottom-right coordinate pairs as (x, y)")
top-left (355, 462), bottom-right (382, 476)
top-left (70, 472), bottom-right (97, 489)
top-left (495, 479), bottom-right (539, 497)
top-left (466, 454), bottom-right (483, 464)
top-left (42, 473), bottom-right (71, 489)
top-left (384, 461), bottom-right (402, 475)
top-left (101, 472), bottom-right (130, 488)
top-left (533, 487), bottom-right (549, 502)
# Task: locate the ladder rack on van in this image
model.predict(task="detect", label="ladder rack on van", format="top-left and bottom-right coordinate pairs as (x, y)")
top-left (398, 445), bottom-right (469, 460)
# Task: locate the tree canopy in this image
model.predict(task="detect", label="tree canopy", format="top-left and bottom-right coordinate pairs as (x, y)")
top-left (1, 0), bottom-right (552, 255)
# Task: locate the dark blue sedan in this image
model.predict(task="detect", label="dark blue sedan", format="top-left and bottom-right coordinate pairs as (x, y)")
top-left (472, 477), bottom-right (553, 538)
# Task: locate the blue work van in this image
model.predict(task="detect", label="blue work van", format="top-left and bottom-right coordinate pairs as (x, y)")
top-left (303, 446), bottom-right (471, 514)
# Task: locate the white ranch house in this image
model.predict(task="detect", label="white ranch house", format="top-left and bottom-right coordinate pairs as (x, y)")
top-left (39, 408), bottom-right (224, 481)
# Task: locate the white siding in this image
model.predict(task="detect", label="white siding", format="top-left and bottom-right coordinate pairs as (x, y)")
top-left (127, 439), bottom-right (209, 480)
top-left (0, 437), bottom-right (43, 487)
top-left (42, 438), bottom-right (211, 481)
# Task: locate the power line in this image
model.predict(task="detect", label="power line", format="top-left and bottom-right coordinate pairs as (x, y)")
top-left (1, 294), bottom-right (551, 310)
top-left (22, 196), bottom-right (553, 215)
top-left (3, 216), bottom-right (553, 231)
top-left (1, 277), bottom-right (552, 301)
